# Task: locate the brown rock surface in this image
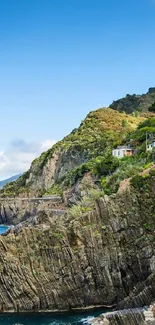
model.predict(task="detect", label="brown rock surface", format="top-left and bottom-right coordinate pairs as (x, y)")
top-left (0, 172), bottom-right (155, 312)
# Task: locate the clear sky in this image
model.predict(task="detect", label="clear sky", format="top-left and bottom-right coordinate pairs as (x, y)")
top-left (0, 0), bottom-right (155, 179)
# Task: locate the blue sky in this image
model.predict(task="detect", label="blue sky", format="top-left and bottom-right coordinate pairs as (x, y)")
top-left (0, 0), bottom-right (155, 179)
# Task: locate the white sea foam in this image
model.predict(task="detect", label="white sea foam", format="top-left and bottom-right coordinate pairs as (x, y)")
top-left (80, 316), bottom-right (94, 324)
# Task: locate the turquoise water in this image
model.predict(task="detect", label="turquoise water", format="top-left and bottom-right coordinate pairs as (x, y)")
top-left (0, 225), bottom-right (9, 234)
top-left (0, 310), bottom-right (105, 325)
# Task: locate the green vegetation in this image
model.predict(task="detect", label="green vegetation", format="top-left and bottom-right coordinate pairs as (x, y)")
top-left (122, 119), bottom-right (128, 127)
top-left (0, 171), bottom-right (31, 197)
top-left (68, 189), bottom-right (104, 219)
top-left (0, 108), bottom-right (144, 197)
top-left (52, 232), bottom-right (64, 240)
top-left (63, 154), bottom-right (119, 188)
top-left (132, 111), bottom-right (140, 117)
top-left (148, 102), bottom-right (155, 112)
top-left (130, 174), bottom-right (150, 190)
top-left (93, 154), bottom-right (119, 177)
top-left (64, 145), bottom-right (155, 197)
top-left (143, 223), bottom-right (153, 231)
top-left (130, 118), bottom-right (155, 149)
top-left (43, 184), bottom-right (63, 196)
top-left (61, 115), bottom-right (155, 194)
top-left (99, 117), bottom-right (155, 194)
top-left (3, 116), bottom-right (155, 200)
top-left (101, 156), bottom-right (152, 195)
top-left (101, 225), bottom-right (107, 230)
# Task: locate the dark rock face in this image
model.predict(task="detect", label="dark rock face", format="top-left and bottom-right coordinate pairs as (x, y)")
top-left (0, 197), bottom-right (63, 225)
top-left (0, 173), bottom-right (155, 312)
top-left (148, 88), bottom-right (155, 94)
top-left (109, 88), bottom-right (155, 114)
top-left (63, 174), bottom-right (98, 207)
top-left (21, 147), bottom-right (89, 195)
top-left (110, 94), bottom-right (142, 114)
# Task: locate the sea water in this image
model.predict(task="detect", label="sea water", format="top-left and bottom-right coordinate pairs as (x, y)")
top-left (0, 309), bottom-right (106, 325)
top-left (0, 225), bottom-right (9, 234)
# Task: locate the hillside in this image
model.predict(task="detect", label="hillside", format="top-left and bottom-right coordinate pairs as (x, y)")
top-left (109, 87), bottom-right (155, 114)
top-left (0, 108), bottom-right (146, 197)
top-left (0, 174), bottom-right (21, 189)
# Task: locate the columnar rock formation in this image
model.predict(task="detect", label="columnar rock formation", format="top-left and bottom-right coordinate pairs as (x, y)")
top-left (91, 308), bottom-right (155, 325)
top-left (0, 171), bottom-right (155, 312)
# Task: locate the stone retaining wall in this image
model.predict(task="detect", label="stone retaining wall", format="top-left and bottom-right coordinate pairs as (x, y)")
top-left (0, 196), bottom-right (64, 225)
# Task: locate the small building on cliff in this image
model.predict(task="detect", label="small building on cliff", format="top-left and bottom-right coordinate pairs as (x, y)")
top-left (146, 141), bottom-right (155, 152)
top-left (112, 145), bottom-right (133, 158)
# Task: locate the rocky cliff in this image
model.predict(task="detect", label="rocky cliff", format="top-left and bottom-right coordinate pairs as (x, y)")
top-left (0, 99), bottom-right (155, 319)
top-left (0, 170), bottom-right (155, 312)
top-left (0, 196), bottom-right (64, 225)
top-left (91, 308), bottom-right (155, 325)
top-left (109, 87), bottom-right (155, 114)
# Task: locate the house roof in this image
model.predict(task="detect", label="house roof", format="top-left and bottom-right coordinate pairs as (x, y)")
top-left (114, 145), bottom-right (132, 150)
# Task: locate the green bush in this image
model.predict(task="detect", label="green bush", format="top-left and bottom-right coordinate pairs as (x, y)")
top-left (148, 102), bottom-right (155, 112)
top-left (93, 154), bottom-right (119, 177)
top-left (68, 189), bottom-right (103, 219)
top-left (130, 174), bottom-right (149, 190)
top-left (101, 174), bottom-right (119, 195)
top-left (149, 168), bottom-right (155, 176)
top-left (144, 223), bottom-right (153, 231)
top-left (122, 119), bottom-right (128, 127)
top-left (52, 232), bottom-right (64, 240)
top-left (68, 205), bottom-right (84, 219)
top-left (43, 184), bottom-right (63, 196)
top-left (132, 111), bottom-right (140, 117)
top-left (100, 157), bottom-right (146, 195)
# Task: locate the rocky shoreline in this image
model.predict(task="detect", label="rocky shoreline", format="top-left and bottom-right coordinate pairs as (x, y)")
top-left (91, 306), bottom-right (155, 325)
top-left (0, 176), bottom-right (155, 312)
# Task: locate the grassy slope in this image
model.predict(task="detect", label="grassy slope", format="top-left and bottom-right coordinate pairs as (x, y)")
top-left (99, 117), bottom-right (155, 195)
top-left (31, 108), bottom-right (146, 166)
top-left (0, 108), bottom-right (148, 197)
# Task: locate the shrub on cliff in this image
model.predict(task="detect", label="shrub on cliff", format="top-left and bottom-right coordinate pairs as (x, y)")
top-left (68, 188), bottom-right (104, 219)
top-left (130, 173), bottom-right (150, 190)
top-left (148, 102), bottom-right (155, 112)
top-left (100, 156), bottom-right (149, 195)
top-left (93, 154), bottom-right (119, 177)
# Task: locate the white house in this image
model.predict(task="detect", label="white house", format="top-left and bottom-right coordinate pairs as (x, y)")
top-left (112, 146), bottom-right (133, 158)
top-left (147, 141), bottom-right (155, 152)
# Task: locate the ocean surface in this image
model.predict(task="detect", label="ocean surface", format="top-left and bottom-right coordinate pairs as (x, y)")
top-left (0, 310), bottom-right (106, 325)
top-left (0, 225), bottom-right (9, 234)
